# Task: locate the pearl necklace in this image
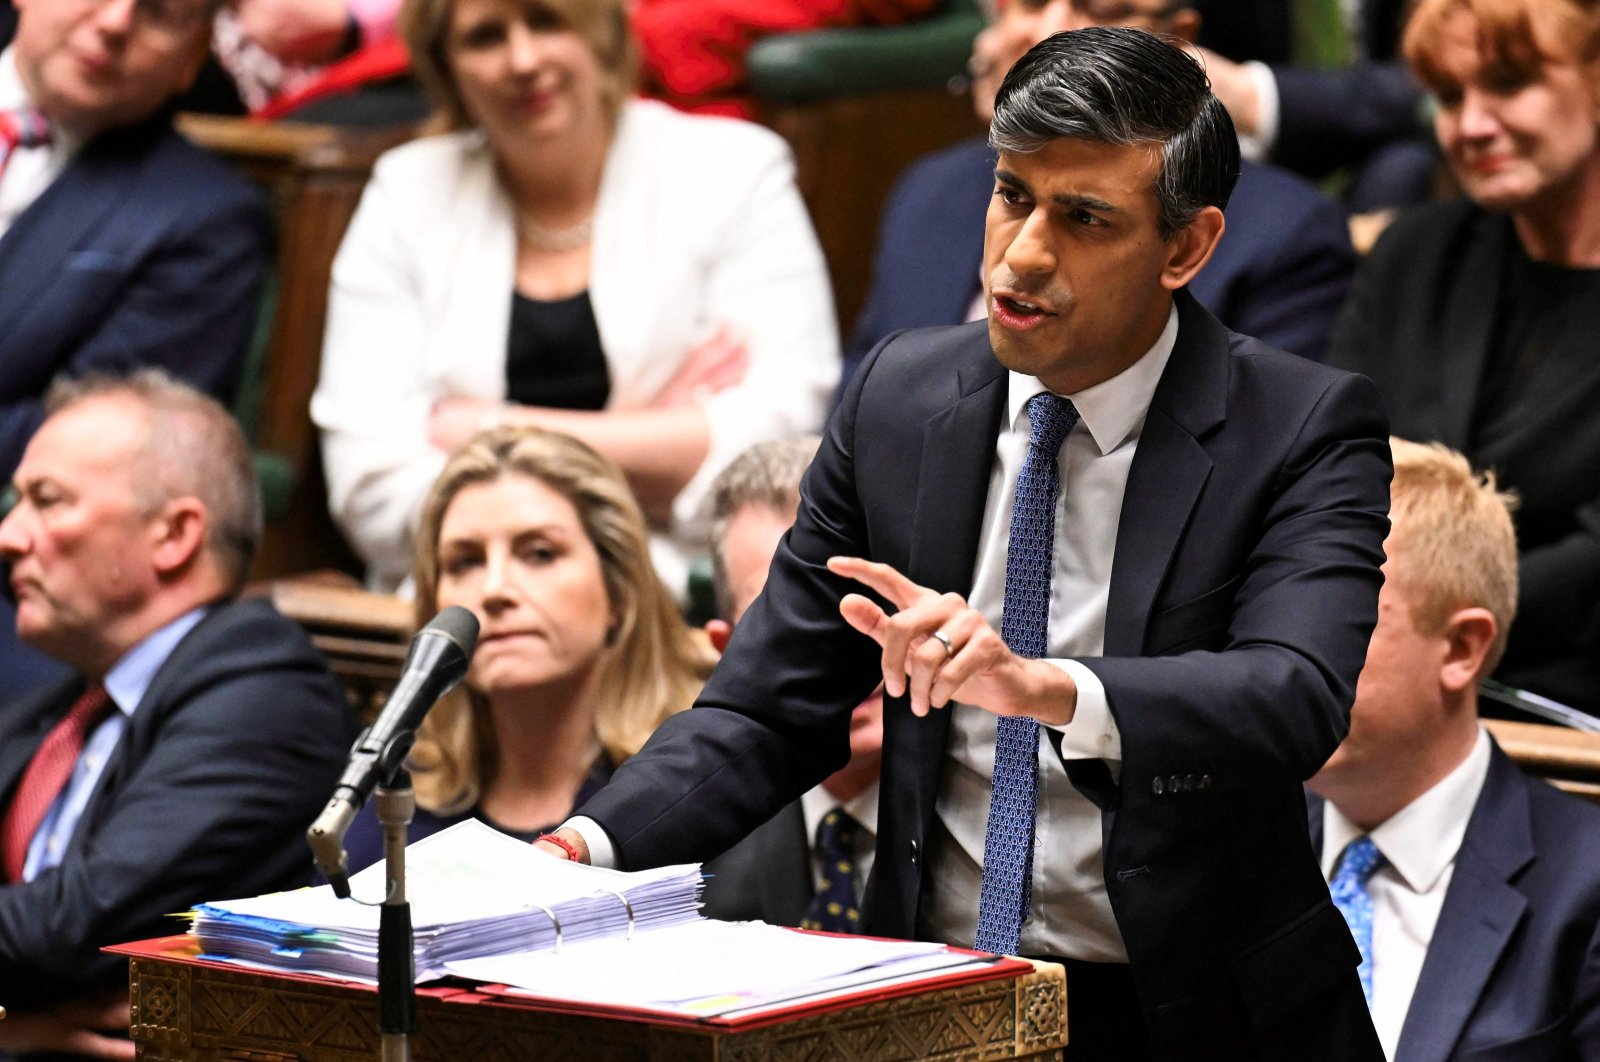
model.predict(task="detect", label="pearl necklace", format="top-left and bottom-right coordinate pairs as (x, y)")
top-left (517, 212), bottom-right (595, 252)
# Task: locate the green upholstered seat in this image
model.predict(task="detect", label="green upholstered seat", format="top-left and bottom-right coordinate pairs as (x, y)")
top-left (747, 0), bottom-right (984, 105)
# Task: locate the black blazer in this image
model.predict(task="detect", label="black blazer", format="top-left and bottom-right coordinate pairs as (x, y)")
top-left (1329, 199), bottom-right (1600, 714)
top-left (0, 115), bottom-right (270, 480)
top-left (581, 293), bottom-right (1392, 1059)
top-left (0, 598), bottom-right (354, 1008)
top-left (1310, 744), bottom-right (1600, 1061)
top-left (700, 801), bottom-right (813, 926)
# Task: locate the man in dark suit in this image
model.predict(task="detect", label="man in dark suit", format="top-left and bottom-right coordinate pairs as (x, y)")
top-left (0, 0), bottom-right (269, 479)
top-left (1193, 0), bottom-right (1431, 212)
top-left (1307, 438), bottom-right (1600, 1061)
top-left (0, 0), bottom-right (271, 702)
top-left (0, 372), bottom-right (352, 1058)
top-left (842, 0), bottom-right (1356, 382)
top-left (700, 437), bottom-right (882, 930)
top-left (547, 29), bottom-right (1391, 1061)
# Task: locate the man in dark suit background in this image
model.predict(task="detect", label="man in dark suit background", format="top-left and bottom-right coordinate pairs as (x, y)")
top-left (700, 437), bottom-right (883, 931)
top-left (547, 29), bottom-right (1390, 1060)
top-left (0, 0), bottom-right (268, 475)
top-left (0, 0), bottom-right (271, 701)
top-left (841, 0), bottom-right (1356, 383)
top-left (1308, 438), bottom-right (1600, 1062)
top-left (0, 372), bottom-right (351, 1059)
top-left (1191, 0), bottom-right (1432, 213)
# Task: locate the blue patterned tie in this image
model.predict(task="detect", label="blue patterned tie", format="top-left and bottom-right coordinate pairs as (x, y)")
top-left (974, 392), bottom-right (1080, 955)
top-left (1330, 835), bottom-right (1384, 1004)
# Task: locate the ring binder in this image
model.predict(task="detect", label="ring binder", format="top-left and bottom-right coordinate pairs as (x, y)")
top-left (601, 889), bottom-right (636, 940)
top-left (531, 905), bottom-right (562, 952)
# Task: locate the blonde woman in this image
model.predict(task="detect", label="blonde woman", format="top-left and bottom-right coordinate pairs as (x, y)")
top-left (311, 0), bottom-right (839, 597)
top-left (340, 428), bottom-right (715, 869)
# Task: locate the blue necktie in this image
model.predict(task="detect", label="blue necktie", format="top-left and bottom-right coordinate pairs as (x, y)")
top-left (974, 392), bottom-right (1080, 955)
top-left (1330, 835), bottom-right (1384, 1004)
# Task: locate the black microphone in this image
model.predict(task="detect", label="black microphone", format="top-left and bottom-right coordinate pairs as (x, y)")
top-left (307, 605), bottom-right (479, 897)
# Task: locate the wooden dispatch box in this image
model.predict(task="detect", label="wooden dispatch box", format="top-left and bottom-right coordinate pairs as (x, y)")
top-left (114, 937), bottom-right (1069, 1061)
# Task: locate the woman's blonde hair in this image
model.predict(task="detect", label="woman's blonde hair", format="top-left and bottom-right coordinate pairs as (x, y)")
top-left (408, 427), bottom-right (714, 813)
top-left (1404, 0), bottom-right (1600, 99)
top-left (400, 0), bottom-right (639, 132)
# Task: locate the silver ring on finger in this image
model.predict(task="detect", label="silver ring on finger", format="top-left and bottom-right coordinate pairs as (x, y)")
top-left (931, 630), bottom-right (955, 658)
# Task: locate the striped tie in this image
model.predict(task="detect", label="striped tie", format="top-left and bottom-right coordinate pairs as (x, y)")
top-left (0, 108), bottom-right (52, 184)
top-left (2, 685), bottom-right (113, 882)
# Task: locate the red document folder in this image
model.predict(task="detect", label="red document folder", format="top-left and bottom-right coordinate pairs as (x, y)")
top-left (108, 933), bottom-right (1034, 1030)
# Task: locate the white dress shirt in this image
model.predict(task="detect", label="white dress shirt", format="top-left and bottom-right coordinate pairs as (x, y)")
top-left (918, 306), bottom-right (1177, 962)
top-left (0, 47), bottom-right (76, 241)
top-left (801, 779), bottom-right (879, 906)
top-left (573, 308), bottom-right (1178, 960)
top-left (22, 608), bottom-right (208, 880)
top-left (1320, 727), bottom-right (1492, 1060)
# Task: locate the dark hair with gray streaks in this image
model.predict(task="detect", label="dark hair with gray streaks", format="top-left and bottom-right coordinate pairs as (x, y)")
top-left (989, 27), bottom-right (1240, 239)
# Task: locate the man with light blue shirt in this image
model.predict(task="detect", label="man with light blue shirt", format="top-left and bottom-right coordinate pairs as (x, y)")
top-left (1308, 439), bottom-right (1600, 1061)
top-left (0, 371), bottom-right (350, 1059)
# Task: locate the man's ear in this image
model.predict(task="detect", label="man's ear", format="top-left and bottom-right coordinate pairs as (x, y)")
top-left (1439, 606), bottom-right (1498, 695)
top-left (1160, 204), bottom-right (1225, 291)
top-left (149, 497), bottom-right (208, 578)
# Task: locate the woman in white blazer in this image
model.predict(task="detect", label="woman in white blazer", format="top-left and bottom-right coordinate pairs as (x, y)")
top-left (311, 0), bottom-right (839, 592)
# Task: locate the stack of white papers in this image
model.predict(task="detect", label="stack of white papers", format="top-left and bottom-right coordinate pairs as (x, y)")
top-left (191, 820), bottom-right (703, 983)
top-left (447, 920), bottom-right (998, 1020)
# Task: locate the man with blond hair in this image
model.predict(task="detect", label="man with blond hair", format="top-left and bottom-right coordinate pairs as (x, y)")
top-left (1308, 437), bottom-right (1600, 1061)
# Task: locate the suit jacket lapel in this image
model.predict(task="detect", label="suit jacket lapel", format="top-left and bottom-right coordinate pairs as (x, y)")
top-left (904, 339), bottom-right (1007, 802)
top-left (1103, 293), bottom-right (1224, 656)
top-left (0, 128), bottom-right (147, 338)
top-left (1395, 747), bottom-right (1532, 1062)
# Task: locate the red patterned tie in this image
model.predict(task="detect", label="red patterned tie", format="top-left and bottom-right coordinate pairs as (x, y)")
top-left (0, 108), bottom-right (52, 184)
top-left (2, 685), bottom-right (113, 882)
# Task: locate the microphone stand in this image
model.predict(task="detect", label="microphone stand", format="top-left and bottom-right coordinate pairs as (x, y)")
top-left (375, 767), bottom-right (415, 1062)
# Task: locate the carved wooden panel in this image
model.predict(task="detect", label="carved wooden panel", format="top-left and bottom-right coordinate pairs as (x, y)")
top-left (127, 953), bottom-right (1065, 1062)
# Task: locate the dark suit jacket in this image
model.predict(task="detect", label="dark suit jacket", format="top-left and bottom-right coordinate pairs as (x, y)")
top-left (1328, 199), bottom-right (1600, 715)
top-left (0, 114), bottom-right (270, 480)
top-left (583, 292), bottom-right (1392, 1059)
top-left (1264, 0), bottom-right (1432, 210)
top-left (0, 598), bottom-right (354, 1009)
top-left (700, 801), bottom-right (813, 926)
top-left (1310, 745), bottom-right (1600, 1061)
top-left (841, 139), bottom-right (1355, 383)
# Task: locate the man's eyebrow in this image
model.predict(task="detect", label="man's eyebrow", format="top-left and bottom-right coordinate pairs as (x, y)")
top-left (992, 170), bottom-right (1119, 214)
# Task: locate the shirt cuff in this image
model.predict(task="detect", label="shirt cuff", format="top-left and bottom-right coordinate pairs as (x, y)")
top-left (1238, 60), bottom-right (1280, 162)
top-left (1043, 660), bottom-right (1121, 760)
top-left (560, 816), bottom-right (619, 869)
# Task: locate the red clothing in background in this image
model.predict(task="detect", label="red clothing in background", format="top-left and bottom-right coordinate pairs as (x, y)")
top-left (635, 0), bottom-right (942, 117)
